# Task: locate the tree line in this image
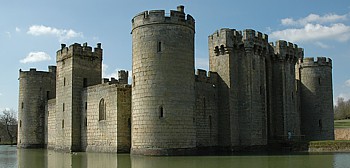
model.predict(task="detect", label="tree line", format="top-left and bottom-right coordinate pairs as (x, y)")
top-left (0, 109), bottom-right (17, 145)
top-left (334, 97), bottom-right (350, 120)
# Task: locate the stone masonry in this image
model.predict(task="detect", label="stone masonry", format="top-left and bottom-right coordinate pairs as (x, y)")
top-left (18, 5), bottom-right (334, 155)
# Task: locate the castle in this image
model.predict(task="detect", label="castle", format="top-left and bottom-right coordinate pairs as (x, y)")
top-left (17, 6), bottom-right (334, 155)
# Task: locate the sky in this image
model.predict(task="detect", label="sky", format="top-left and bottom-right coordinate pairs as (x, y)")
top-left (1, 0), bottom-right (350, 112)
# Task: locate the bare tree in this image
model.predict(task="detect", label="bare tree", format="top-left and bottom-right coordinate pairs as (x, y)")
top-left (0, 109), bottom-right (17, 145)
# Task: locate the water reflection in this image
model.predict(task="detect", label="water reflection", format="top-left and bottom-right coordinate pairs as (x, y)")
top-left (13, 147), bottom-right (350, 168)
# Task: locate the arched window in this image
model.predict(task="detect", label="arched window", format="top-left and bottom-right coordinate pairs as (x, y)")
top-left (99, 98), bottom-right (106, 121)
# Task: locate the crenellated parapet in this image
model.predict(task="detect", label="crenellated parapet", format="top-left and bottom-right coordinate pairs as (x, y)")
top-left (56, 42), bottom-right (102, 62)
top-left (131, 5), bottom-right (195, 31)
top-left (299, 57), bottom-right (332, 68)
top-left (101, 70), bottom-right (129, 85)
top-left (195, 69), bottom-right (218, 84)
top-left (19, 66), bottom-right (56, 79)
top-left (271, 40), bottom-right (303, 63)
top-left (209, 28), bottom-right (270, 56)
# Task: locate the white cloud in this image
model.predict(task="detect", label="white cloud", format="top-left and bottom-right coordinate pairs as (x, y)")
top-left (15, 27), bottom-right (21, 32)
top-left (281, 13), bottom-right (348, 26)
top-left (270, 23), bottom-right (350, 43)
top-left (315, 41), bottom-right (330, 49)
top-left (5, 31), bottom-right (11, 38)
top-left (20, 52), bottom-right (51, 63)
top-left (345, 79), bottom-right (350, 87)
top-left (27, 25), bottom-right (83, 43)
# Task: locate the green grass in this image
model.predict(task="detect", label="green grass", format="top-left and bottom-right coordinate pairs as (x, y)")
top-left (334, 119), bottom-right (350, 128)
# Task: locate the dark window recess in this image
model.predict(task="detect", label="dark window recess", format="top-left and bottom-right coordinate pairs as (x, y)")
top-left (62, 120), bottom-right (64, 128)
top-left (83, 78), bottom-right (88, 88)
top-left (99, 99), bottom-right (106, 121)
top-left (63, 103), bottom-right (65, 112)
top-left (47, 91), bottom-right (50, 99)
top-left (128, 118), bottom-right (131, 128)
top-left (318, 119), bottom-right (322, 129)
top-left (20, 120), bottom-right (22, 128)
top-left (64, 77), bottom-right (66, 86)
top-left (157, 41), bottom-right (162, 52)
top-left (318, 77), bottom-right (321, 85)
top-left (133, 76), bottom-right (136, 87)
top-left (159, 106), bottom-right (164, 118)
top-left (21, 102), bottom-right (24, 109)
top-left (85, 117), bottom-right (87, 127)
top-left (85, 102), bottom-right (87, 110)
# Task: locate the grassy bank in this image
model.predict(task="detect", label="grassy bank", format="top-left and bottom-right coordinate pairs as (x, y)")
top-left (308, 140), bottom-right (350, 152)
top-left (334, 119), bottom-right (350, 128)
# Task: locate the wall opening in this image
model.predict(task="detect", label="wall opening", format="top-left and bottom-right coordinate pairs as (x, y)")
top-left (318, 77), bottom-right (321, 85)
top-left (99, 98), bottom-right (106, 121)
top-left (62, 120), bottom-right (64, 128)
top-left (21, 102), bottom-right (23, 109)
top-left (318, 119), bottom-right (322, 130)
top-left (85, 102), bottom-right (87, 110)
top-left (46, 91), bottom-right (50, 99)
top-left (159, 106), bottom-right (164, 118)
top-left (133, 75), bottom-right (135, 87)
top-left (85, 117), bottom-right (87, 127)
top-left (64, 77), bottom-right (66, 86)
top-left (83, 78), bottom-right (88, 88)
top-left (128, 118), bottom-right (131, 128)
top-left (63, 103), bottom-right (65, 112)
top-left (157, 41), bottom-right (162, 52)
top-left (20, 120), bottom-right (22, 128)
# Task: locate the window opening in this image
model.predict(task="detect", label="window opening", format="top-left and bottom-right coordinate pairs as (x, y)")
top-left (157, 41), bottom-right (162, 52)
top-left (159, 106), bottom-right (164, 118)
top-left (83, 78), bottom-right (87, 88)
top-left (99, 98), bottom-right (106, 120)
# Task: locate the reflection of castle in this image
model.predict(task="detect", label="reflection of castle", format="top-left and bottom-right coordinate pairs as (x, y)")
top-left (17, 6), bottom-right (334, 155)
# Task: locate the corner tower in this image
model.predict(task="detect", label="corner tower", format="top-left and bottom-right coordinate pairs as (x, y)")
top-left (131, 5), bottom-right (196, 155)
top-left (298, 57), bottom-right (334, 140)
top-left (18, 66), bottom-right (56, 148)
top-left (55, 43), bottom-right (102, 151)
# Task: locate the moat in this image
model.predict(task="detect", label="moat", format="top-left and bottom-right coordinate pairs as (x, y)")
top-left (1, 146), bottom-right (350, 168)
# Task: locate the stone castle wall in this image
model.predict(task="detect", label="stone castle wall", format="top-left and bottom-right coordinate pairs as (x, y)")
top-left (194, 69), bottom-right (219, 147)
top-left (18, 67), bottom-right (56, 148)
top-left (299, 57), bottom-right (334, 140)
top-left (81, 82), bottom-right (131, 153)
top-left (131, 6), bottom-right (196, 155)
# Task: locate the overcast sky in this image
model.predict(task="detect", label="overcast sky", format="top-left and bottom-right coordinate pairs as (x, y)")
top-left (1, 0), bottom-right (349, 111)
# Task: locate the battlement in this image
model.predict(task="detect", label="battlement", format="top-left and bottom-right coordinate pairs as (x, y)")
top-left (270, 40), bottom-right (303, 62)
top-left (131, 5), bottom-right (195, 31)
top-left (56, 42), bottom-right (102, 61)
top-left (242, 29), bottom-right (269, 43)
top-left (19, 66), bottom-right (57, 78)
top-left (195, 69), bottom-right (218, 84)
top-left (299, 57), bottom-right (332, 67)
top-left (101, 70), bottom-right (129, 85)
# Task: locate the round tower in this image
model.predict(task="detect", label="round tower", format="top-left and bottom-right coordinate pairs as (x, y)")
top-left (131, 5), bottom-right (196, 155)
top-left (299, 57), bottom-right (334, 140)
top-left (18, 67), bottom-right (56, 148)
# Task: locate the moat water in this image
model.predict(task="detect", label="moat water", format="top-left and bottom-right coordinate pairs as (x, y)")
top-left (1, 145), bottom-right (350, 168)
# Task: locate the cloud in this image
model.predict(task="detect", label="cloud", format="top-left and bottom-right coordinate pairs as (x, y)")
top-left (102, 63), bottom-right (132, 83)
top-left (270, 23), bottom-right (350, 43)
top-left (27, 25), bottom-right (83, 43)
top-left (5, 32), bottom-right (11, 38)
top-left (281, 13), bottom-right (348, 26)
top-left (20, 52), bottom-right (51, 63)
top-left (15, 27), bottom-right (21, 32)
top-left (315, 41), bottom-right (330, 49)
top-left (345, 79), bottom-right (350, 87)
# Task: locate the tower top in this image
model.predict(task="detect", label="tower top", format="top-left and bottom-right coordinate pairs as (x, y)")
top-left (299, 57), bottom-right (332, 68)
top-left (131, 5), bottom-right (195, 32)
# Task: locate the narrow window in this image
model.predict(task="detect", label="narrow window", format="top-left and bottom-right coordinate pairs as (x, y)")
top-left (64, 77), bottom-right (66, 86)
top-left (99, 98), bottom-right (106, 121)
top-left (83, 78), bottom-right (87, 88)
top-left (20, 120), bottom-right (22, 128)
top-left (318, 77), bottom-right (321, 85)
top-left (85, 117), bottom-right (87, 127)
top-left (63, 103), bottom-right (65, 112)
top-left (85, 102), bottom-right (87, 110)
top-left (318, 119), bottom-right (322, 129)
top-left (48, 111), bottom-right (49, 116)
top-left (157, 41), bottom-right (162, 52)
top-left (21, 102), bottom-right (24, 109)
top-left (159, 106), bottom-right (164, 118)
top-left (133, 75), bottom-right (136, 87)
top-left (292, 92), bottom-right (294, 100)
top-left (62, 120), bottom-right (64, 128)
top-left (46, 91), bottom-right (50, 99)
